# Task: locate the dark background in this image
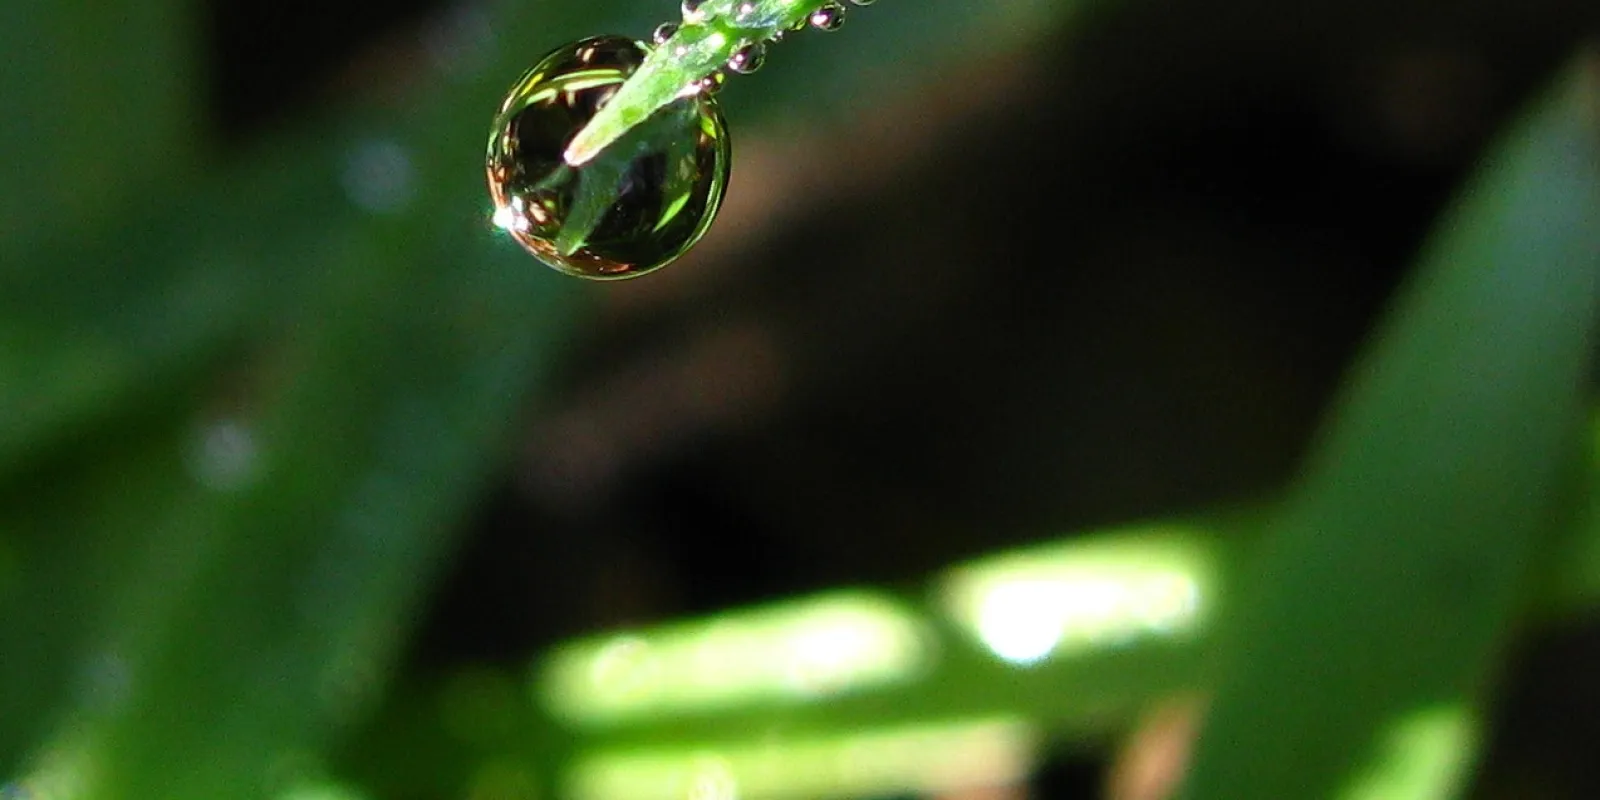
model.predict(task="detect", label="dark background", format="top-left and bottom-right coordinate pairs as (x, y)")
top-left (210, 0), bottom-right (1599, 795)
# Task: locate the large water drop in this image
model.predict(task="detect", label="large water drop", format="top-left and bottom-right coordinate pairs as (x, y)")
top-left (486, 36), bottom-right (731, 279)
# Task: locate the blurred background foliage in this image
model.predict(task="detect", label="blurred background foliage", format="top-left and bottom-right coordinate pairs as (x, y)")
top-left (1, 0), bottom-right (1599, 798)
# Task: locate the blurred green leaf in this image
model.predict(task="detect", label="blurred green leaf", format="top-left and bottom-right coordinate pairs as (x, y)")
top-left (1180, 56), bottom-right (1600, 800)
top-left (0, 0), bottom-right (588, 780)
top-left (73, 233), bottom-right (578, 800)
top-left (0, 155), bottom-right (354, 475)
top-left (14, 1), bottom-right (1595, 798)
top-left (0, 0), bottom-right (198, 249)
top-left (0, 0), bottom-right (1084, 789)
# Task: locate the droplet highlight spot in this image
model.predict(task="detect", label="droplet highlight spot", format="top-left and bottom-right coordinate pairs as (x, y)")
top-left (698, 69), bottom-right (728, 95)
top-left (809, 2), bottom-right (847, 31)
top-left (728, 42), bottom-right (767, 75)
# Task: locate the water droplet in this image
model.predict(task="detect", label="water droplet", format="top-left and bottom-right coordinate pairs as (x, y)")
top-left (809, 2), bottom-right (847, 31)
top-left (681, 0), bottom-right (707, 22)
top-left (486, 36), bottom-right (731, 279)
top-left (698, 69), bottom-right (728, 95)
top-left (652, 22), bottom-right (679, 45)
top-left (727, 42), bottom-right (766, 75)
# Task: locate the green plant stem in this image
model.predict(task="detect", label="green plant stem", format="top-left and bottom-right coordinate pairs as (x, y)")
top-left (564, 0), bottom-right (832, 165)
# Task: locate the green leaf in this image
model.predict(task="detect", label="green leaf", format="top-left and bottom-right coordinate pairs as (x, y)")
top-left (0, 6), bottom-right (587, 777)
top-left (1179, 56), bottom-right (1600, 800)
top-left (0, 154), bottom-right (354, 476)
top-left (2, 179), bottom-right (582, 797)
top-left (0, 0), bottom-right (198, 249)
top-left (565, 0), bottom-right (830, 165)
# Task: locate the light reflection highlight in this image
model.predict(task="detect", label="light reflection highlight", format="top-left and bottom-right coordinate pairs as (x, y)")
top-left (9, 733), bottom-right (95, 800)
top-left (940, 529), bottom-right (1213, 666)
top-left (1339, 705), bottom-right (1479, 800)
top-left (278, 780), bottom-right (368, 800)
top-left (566, 717), bottom-right (1036, 800)
top-left (538, 591), bottom-right (927, 726)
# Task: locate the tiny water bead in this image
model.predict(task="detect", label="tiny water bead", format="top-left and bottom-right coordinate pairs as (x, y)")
top-left (727, 42), bottom-right (767, 75)
top-left (698, 69), bottom-right (729, 95)
top-left (809, 2), bottom-right (847, 31)
top-left (486, 36), bottom-right (730, 279)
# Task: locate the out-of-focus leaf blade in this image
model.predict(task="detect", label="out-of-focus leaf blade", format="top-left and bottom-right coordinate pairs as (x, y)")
top-left (0, 0), bottom-right (197, 249)
top-left (77, 236), bottom-right (578, 800)
top-left (0, 0), bottom-right (592, 778)
top-left (1179, 57), bottom-right (1600, 800)
top-left (0, 155), bottom-right (358, 476)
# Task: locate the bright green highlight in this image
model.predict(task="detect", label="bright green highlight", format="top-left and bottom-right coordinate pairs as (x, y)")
top-left (563, 0), bottom-right (832, 165)
top-left (565, 716), bottom-right (1037, 800)
top-left (1339, 706), bottom-right (1480, 800)
top-left (277, 781), bottom-right (369, 800)
top-left (7, 732), bottom-right (97, 800)
top-left (537, 591), bottom-right (929, 726)
top-left (940, 528), bottom-right (1215, 666)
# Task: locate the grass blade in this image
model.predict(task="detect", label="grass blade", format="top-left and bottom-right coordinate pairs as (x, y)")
top-left (1179, 56), bottom-right (1600, 800)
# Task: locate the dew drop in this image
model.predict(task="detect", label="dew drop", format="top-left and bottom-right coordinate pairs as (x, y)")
top-left (486, 36), bottom-right (731, 279)
top-left (652, 22), bottom-right (679, 45)
top-left (727, 42), bottom-right (767, 75)
top-left (809, 3), bottom-right (847, 31)
top-left (698, 69), bottom-right (728, 95)
top-left (681, 0), bottom-right (707, 22)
